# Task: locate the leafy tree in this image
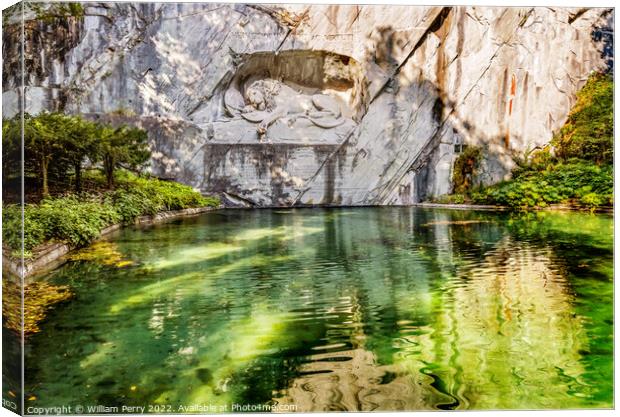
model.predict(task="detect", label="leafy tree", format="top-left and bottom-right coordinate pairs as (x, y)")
top-left (23, 112), bottom-right (68, 197)
top-left (2, 117), bottom-right (21, 181)
top-left (29, 2), bottom-right (85, 22)
top-left (62, 116), bottom-right (99, 192)
top-left (6, 112), bottom-right (150, 195)
top-left (96, 124), bottom-right (150, 189)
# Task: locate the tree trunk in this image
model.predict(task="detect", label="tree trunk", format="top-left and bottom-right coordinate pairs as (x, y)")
top-left (104, 156), bottom-right (114, 189)
top-left (74, 163), bottom-right (82, 192)
top-left (106, 169), bottom-right (114, 189)
top-left (41, 157), bottom-right (49, 197)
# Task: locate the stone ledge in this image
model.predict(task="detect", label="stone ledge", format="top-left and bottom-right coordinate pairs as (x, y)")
top-left (415, 203), bottom-right (510, 211)
top-left (2, 206), bottom-right (219, 281)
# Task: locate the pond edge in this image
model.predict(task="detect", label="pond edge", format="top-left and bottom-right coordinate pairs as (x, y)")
top-left (2, 206), bottom-right (220, 280)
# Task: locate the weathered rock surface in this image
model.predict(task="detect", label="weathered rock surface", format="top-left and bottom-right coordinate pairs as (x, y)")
top-left (2, 3), bottom-right (614, 206)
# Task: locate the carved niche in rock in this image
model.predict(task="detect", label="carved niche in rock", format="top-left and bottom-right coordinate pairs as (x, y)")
top-left (223, 50), bottom-right (366, 139)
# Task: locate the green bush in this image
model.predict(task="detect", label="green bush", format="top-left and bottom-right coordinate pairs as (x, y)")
top-left (34, 195), bottom-right (122, 247)
top-left (471, 162), bottom-right (612, 208)
top-left (580, 192), bottom-right (604, 209)
top-left (113, 171), bottom-right (218, 213)
top-left (2, 197), bottom-right (119, 254)
top-left (2, 172), bottom-right (220, 256)
top-left (112, 188), bottom-right (159, 223)
top-left (2, 205), bottom-right (47, 257)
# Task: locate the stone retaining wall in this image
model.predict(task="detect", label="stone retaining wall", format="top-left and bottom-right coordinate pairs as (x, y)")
top-left (2, 206), bottom-right (218, 280)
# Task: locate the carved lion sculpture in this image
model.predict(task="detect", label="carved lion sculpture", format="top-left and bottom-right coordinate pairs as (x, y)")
top-left (225, 78), bottom-right (346, 137)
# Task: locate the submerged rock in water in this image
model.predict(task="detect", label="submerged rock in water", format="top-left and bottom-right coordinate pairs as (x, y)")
top-left (195, 368), bottom-right (214, 384)
top-left (69, 241), bottom-right (134, 268)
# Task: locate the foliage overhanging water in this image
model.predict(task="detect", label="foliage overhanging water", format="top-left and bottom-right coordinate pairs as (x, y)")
top-left (21, 208), bottom-right (613, 411)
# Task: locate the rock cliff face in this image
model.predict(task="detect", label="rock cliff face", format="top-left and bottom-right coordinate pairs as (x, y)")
top-left (3, 2), bottom-right (614, 206)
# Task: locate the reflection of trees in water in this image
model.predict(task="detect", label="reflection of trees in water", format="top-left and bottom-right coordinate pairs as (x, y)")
top-left (417, 238), bottom-right (589, 409)
top-left (2, 275), bottom-right (23, 414)
top-left (501, 211), bottom-right (614, 405)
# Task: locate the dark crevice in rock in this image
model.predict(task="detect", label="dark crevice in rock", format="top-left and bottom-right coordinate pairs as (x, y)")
top-left (568, 8), bottom-right (589, 25)
top-left (323, 155), bottom-right (336, 205)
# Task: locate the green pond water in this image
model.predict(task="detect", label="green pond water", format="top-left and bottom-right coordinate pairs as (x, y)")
top-left (22, 208), bottom-right (613, 411)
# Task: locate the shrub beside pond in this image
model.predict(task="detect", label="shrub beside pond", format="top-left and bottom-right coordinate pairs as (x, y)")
top-left (437, 72), bottom-right (613, 210)
top-left (2, 171), bottom-right (220, 258)
top-left (470, 161), bottom-right (613, 209)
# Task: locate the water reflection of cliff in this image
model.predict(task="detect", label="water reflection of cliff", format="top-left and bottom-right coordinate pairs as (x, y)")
top-left (407, 238), bottom-right (588, 410)
top-left (274, 209), bottom-right (595, 411)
